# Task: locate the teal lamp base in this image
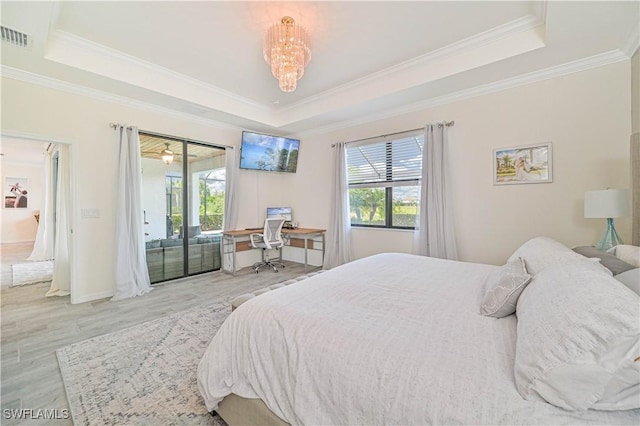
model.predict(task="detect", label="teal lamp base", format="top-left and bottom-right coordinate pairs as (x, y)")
top-left (596, 218), bottom-right (623, 251)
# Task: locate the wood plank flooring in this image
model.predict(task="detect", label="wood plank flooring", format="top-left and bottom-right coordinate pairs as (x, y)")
top-left (0, 243), bottom-right (317, 425)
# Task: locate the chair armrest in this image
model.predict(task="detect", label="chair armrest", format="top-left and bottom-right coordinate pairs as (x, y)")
top-left (250, 233), bottom-right (272, 249)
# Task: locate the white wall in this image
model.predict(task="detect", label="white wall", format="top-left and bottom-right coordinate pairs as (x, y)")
top-left (0, 59), bottom-right (632, 302)
top-left (0, 160), bottom-right (43, 243)
top-left (291, 61), bottom-right (632, 265)
top-left (1, 79), bottom-right (241, 302)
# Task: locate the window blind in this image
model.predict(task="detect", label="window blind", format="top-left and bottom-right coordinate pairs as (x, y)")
top-left (346, 133), bottom-right (424, 187)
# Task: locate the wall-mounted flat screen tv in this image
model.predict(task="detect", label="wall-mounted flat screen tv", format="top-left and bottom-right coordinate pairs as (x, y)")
top-left (239, 131), bottom-right (300, 173)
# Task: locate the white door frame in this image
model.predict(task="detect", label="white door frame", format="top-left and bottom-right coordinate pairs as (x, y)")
top-left (1, 130), bottom-right (78, 303)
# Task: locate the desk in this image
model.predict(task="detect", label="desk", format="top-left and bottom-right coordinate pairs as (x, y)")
top-left (222, 228), bottom-right (326, 275)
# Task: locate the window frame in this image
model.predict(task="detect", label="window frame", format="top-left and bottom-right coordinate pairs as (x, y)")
top-left (346, 130), bottom-right (424, 230)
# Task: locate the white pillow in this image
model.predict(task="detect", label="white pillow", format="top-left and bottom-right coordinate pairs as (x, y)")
top-left (615, 268), bottom-right (640, 295)
top-left (607, 244), bottom-right (640, 268)
top-left (508, 236), bottom-right (584, 275)
top-left (514, 261), bottom-right (640, 411)
top-left (480, 257), bottom-right (532, 318)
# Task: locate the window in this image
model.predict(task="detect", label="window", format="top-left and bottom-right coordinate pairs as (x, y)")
top-left (346, 130), bottom-right (424, 229)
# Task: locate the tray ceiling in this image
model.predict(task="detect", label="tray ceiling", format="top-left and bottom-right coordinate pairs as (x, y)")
top-left (1, 1), bottom-right (638, 135)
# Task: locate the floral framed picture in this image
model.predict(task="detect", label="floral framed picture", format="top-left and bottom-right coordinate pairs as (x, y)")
top-left (4, 177), bottom-right (29, 208)
top-left (493, 142), bottom-right (552, 185)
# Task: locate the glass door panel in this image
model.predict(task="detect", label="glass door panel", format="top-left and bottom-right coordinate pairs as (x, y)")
top-left (141, 135), bottom-right (225, 282)
top-left (141, 138), bottom-right (184, 283)
top-left (186, 143), bottom-right (225, 275)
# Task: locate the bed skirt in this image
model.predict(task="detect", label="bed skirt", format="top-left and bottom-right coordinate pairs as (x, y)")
top-left (216, 394), bottom-right (289, 426)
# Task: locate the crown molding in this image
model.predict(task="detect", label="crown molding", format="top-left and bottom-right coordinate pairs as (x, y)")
top-left (1, 128), bottom-right (73, 146)
top-left (45, 30), bottom-right (274, 124)
top-left (3, 47), bottom-right (627, 139)
top-left (0, 65), bottom-right (241, 132)
top-left (281, 12), bottom-right (546, 115)
top-left (274, 14), bottom-right (547, 128)
top-left (44, 10), bottom-right (548, 131)
top-left (48, 31), bottom-right (259, 106)
top-left (299, 49), bottom-right (628, 137)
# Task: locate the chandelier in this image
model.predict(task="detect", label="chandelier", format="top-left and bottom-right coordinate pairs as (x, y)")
top-left (263, 16), bottom-right (311, 93)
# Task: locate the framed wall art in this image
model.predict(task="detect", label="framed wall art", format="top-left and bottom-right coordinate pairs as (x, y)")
top-left (493, 142), bottom-right (552, 185)
top-left (4, 177), bottom-right (29, 208)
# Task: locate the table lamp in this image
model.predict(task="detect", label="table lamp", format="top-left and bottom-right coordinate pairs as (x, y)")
top-left (584, 189), bottom-right (630, 250)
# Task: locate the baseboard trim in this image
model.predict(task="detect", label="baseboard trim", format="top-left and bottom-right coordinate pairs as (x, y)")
top-left (0, 240), bottom-right (35, 246)
top-left (72, 290), bottom-right (113, 305)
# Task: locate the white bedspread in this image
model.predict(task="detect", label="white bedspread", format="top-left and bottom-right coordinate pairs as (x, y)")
top-left (197, 253), bottom-right (640, 425)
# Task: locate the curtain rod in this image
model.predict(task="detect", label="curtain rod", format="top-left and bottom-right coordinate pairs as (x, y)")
top-left (110, 122), bottom-right (132, 130)
top-left (109, 123), bottom-right (234, 149)
top-left (331, 121), bottom-right (454, 147)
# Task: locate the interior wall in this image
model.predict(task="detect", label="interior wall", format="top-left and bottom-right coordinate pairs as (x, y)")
top-left (1, 78), bottom-right (241, 302)
top-left (0, 160), bottom-right (43, 244)
top-left (293, 60), bottom-right (632, 265)
top-left (0, 59), bottom-right (632, 302)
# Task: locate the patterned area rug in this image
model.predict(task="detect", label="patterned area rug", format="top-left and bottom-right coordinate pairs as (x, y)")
top-left (11, 260), bottom-right (53, 286)
top-left (57, 301), bottom-right (231, 425)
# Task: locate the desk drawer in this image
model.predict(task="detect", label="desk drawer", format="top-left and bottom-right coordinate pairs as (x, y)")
top-left (235, 240), bottom-right (253, 252)
top-left (289, 238), bottom-right (315, 249)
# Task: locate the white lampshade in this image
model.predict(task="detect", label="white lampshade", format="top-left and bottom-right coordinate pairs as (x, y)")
top-left (584, 189), bottom-right (630, 218)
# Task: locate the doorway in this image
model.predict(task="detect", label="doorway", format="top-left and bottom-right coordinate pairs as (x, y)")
top-left (139, 132), bottom-right (226, 283)
top-left (0, 134), bottom-right (75, 299)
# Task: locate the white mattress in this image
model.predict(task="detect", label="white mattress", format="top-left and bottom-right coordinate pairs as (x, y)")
top-left (197, 253), bottom-right (640, 425)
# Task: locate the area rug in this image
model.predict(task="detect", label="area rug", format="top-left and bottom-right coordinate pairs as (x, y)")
top-left (57, 301), bottom-right (231, 425)
top-left (11, 260), bottom-right (53, 286)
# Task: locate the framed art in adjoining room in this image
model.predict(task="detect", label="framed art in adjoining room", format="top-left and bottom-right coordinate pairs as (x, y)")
top-left (4, 177), bottom-right (29, 208)
top-left (493, 142), bottom-right (552, 185)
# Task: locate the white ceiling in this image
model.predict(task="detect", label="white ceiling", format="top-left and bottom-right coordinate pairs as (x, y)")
top-left (1, 1), bottom-right (638, 136)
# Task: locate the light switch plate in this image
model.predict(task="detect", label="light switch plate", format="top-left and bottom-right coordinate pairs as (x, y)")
top-left (81, 208), bottom-right (100, 218)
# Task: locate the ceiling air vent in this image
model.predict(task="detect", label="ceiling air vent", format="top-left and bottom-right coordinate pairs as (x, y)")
top-left (1, 26), bottom-right (31, 48)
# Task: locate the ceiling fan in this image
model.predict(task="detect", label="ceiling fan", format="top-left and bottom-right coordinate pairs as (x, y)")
top-left (141, 143), bottom-right (197, 164)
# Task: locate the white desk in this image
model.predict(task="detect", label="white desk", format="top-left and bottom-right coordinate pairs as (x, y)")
top-left (221, 227), bottom-right (326, 275)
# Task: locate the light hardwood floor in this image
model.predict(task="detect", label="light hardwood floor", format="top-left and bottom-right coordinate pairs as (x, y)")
top-left (1, 243), bottom-right (318, 425)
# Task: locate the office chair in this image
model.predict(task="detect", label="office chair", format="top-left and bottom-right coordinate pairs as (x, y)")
top-left (249, 217), bottom-right (286, 273)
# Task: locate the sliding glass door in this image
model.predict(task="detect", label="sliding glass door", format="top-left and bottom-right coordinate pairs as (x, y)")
top-left (140, 133), bottom-right (225, 283)
top-left (186, 142), bottom-right (225, 275)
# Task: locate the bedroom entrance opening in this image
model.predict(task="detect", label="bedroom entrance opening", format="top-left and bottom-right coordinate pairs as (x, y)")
top-left (0, 135), bottom-right (75, 300)
top-left (140, 133), bottom-right (225, 284)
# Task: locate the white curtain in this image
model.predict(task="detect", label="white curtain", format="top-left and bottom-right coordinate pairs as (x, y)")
top-left (323, 142), bottom-right (352, 269)
top-left (415, 124), bottom-right (458, 260)
top-left (223, 147), bottom-right (238, 232)
top-left (222, 147), bottom-right (238, 271)
top-left (631, 133), bottom-right (639, 246)
top-left (46, 144), bottom-right (71, 297)
top-left (28, 145), bottom-right (54, 261)
top-left (112, 125), bottom-right (153, 300)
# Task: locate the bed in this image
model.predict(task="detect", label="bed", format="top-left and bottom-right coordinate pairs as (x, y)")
top-left (197, 237), bottom-right (640, 425)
